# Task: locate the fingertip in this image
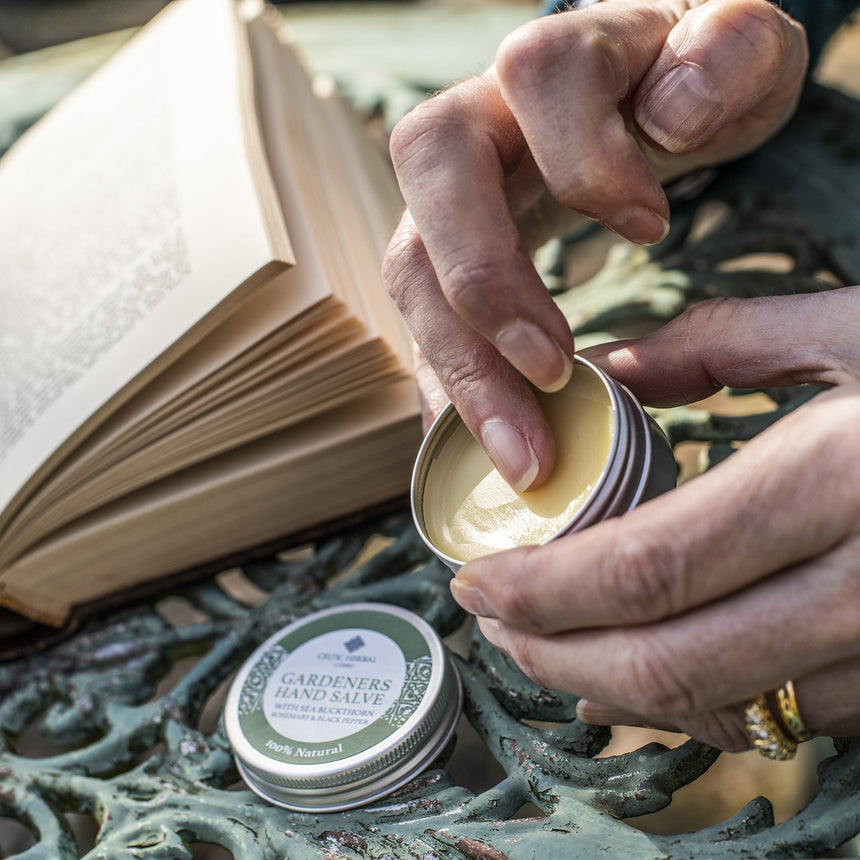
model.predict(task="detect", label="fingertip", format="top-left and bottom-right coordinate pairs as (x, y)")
top-left (450, 575), bottom-right (494, 618)
top-left (495, 320), bottom-right (574, 393)
top-left (575, 698), bottom-right (641, 727)
top-left (480, 419), bottom-right (540, 493)
top-left (602, 205), bottom-right (671, 246)
top-left (575, 698), bottom-right (606, 725)
top-left (633, 0), bottom-right (808, 157)
top-left (576, 699), bottom-right (678, 732)
top-left (479, 405), bottom-right (559, 492)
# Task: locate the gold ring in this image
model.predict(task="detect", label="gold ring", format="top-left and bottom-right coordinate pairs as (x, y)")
top-left (743, 694), bottom-right (798, 760)
top-left (776, 680), bottom-right (814, 742)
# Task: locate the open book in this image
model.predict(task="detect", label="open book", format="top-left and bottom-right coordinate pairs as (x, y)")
top-left (0, 0), bottom-right (421, 627)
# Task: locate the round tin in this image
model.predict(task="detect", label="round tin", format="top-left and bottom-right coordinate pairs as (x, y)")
top-left (411, 355), bottom-right (676, 570)
top-left (224, 603), bottom-right (462, 812)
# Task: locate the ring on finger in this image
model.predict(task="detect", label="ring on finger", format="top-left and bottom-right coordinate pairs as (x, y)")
top-left (776, 680), bottom-right (814, 743)
top-left (743, 693), bottom-right (798, 761)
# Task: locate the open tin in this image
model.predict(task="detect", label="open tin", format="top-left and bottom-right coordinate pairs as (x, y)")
top-left (411, 355), bottom-right (676, 570)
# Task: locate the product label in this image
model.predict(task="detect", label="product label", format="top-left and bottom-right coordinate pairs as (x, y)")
top-left (236, 609), bottom-right (434, 764)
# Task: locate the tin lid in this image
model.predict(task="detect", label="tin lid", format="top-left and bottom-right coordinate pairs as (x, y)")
top-left (224, 603), bottom-right (462, 812)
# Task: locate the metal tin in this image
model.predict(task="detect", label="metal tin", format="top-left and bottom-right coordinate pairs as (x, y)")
top-left (411, 355), bottom-right (676, 570)
top-left (224, 603), bottom-right (462, 812)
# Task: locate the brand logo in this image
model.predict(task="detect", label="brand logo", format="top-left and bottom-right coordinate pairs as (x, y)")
top-left (343, 635), bottom-right (365, 653)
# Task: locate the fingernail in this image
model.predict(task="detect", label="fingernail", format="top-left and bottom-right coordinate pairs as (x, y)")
top-left (450, 577), bottom-right (494, 617)
top-left (576, 699), bottom-right (623, 726)
top-left (636, 62), bottom-right (724, 154)
top-left (576, 699), bottom-right (672, 732)
top-left (495, 320), bottom-right (573, 393)
top-left (604, 207), bottom-right (670, 245)
top-left (477, 617), bottom-right (509, 653)
top-left (481, 419), bottom-right (539, 492)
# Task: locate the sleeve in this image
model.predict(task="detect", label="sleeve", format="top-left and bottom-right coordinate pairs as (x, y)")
top-left (778, 0), bottom-right (859, 67)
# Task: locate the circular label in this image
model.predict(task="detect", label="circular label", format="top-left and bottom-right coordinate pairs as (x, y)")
top-left (261, 628), bottom-right (406, 743)
top-left (233, 607), bottom-right (436, 766)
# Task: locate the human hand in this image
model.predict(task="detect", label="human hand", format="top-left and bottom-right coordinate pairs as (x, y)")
top-left (447, 287), bottom-right (860, 751)
top-left (384, 0), bottom-right (808, 489)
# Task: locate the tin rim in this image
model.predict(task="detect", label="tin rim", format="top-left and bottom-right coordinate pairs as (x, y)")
top-left (224, 603), bottom-right (462, 812)
top-left (410, 355), bottom-right (626, 568)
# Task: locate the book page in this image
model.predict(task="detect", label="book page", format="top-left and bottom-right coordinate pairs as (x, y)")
top-left (0, 379), bottom-right (421, 626)
top-left (256, 14), bottom-right (412, 369)
top-left (0, 0), bottom-right (293, 520)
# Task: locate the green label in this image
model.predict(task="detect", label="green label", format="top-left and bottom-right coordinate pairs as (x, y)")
top-left (237, 609), bottom-right (433, 764)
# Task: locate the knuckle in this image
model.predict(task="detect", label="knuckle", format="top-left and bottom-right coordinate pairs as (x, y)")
top-left (439, 345), bottom-right (497, 402)
top-left (496, 16), bottom-right (625, 107)
top-left (439, 256), bottom-right (514, 321)
top-left (717, 0), bottom-right (801, 78)
top-left (597, 521), bottom-right (685, 625)
top-left (496, 21), bottom-right (564, 92)
top-left (677, 297), bottom-right (749, 381)
top-left (744, 0), bottom-right (794, 53)
top-left (388, 95), bottom-right (468, 176)
top-left (382, 227), bottom-right (426, 311)
top-left (388, 104), bottom-right (435, 171)
top-left (681, 295), bottom-right (738, 336)
top-left (623, 631), bottom-right (699, 718)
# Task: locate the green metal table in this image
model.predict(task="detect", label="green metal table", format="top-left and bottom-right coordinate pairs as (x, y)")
top-left (1, 6), bottom-right (860, 858)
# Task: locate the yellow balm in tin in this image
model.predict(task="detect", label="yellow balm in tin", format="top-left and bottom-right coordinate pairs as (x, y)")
top-left (424, 364), bottom-right (614, 561)
top-left (412, 356), bottom-right (676, 569)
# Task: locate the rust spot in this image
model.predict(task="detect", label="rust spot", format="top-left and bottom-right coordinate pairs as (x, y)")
top-left (320, 829), bottom-right (368, 851)
top-left (407, 772), bottom-right (445, 790)
top-left (0, 770), bottom-right (15, 803)
top-left (500, 737), bottom-right (526, 766)
top-left (455, 837), bottom-right (513, 860)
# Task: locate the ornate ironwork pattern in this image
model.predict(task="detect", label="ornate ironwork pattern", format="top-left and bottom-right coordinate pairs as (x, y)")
top-left (2, 27), bottom-right (860, 860)
top-left (2, 508), bottom-right (860, 858)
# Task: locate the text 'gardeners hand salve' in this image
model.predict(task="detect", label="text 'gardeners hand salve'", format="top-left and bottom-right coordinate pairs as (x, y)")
top-left (411, 356), bottom-right (677, 569)
top-left (224, 603), bottom-right (462, 812)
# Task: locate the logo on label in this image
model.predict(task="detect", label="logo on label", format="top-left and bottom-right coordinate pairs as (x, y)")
top-left (344, 635), bottom-right (365, 653)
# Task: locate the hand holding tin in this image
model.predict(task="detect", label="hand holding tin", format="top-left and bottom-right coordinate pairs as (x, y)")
top-left (450, 288), bottom-right (860, 751)
top-left (384, 0), bottom-right (808, 491)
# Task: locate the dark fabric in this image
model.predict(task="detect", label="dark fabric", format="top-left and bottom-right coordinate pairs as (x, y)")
top-left (780, 0), bottom-right (858, 65)
top-left (541, 0), bottom-right (859, 68)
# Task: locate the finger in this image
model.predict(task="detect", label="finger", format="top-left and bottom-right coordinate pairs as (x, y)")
top-left (575, 700), bottom-right (757, 753)
top-left (389, 71), bottom-right (576, 398)
top-left (575, 699), bottom-right (682, 734)
top-left (475, 534), bottom-right (860, 721)
top-left (575, 698), bottom-right (759, 754)
top-left (385, 212), bottom-right (557, 490)
top-left (452, 384), bottom-right (860, 631)
top-left (793, 658), bottom-right (860, 739)
top-left (676, 658), bottom-right (860, 748)
top-left (495, 4), bottom-right (673, 242)
top-left (633, 0), bottom-right (808, 160)
top-left (578, 658), bottom-right (860, 750)
top-left (580, 289), bottom-right (860, 408)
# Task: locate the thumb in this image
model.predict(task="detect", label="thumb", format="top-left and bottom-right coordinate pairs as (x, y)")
top-left (580, 289), bottom-right (860, 407)
top-left (633, 0), bottom-right (808, 156)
